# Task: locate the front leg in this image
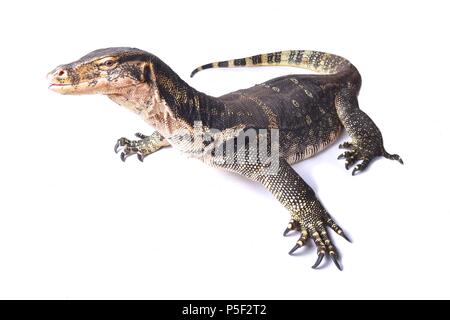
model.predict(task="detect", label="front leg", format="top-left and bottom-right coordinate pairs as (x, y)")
top-left (215, 157), bottom-right (349, 270)
top-left (114, 131), bottom-right (170, 162)
top-left (335, 87), bottom-right (403, 175)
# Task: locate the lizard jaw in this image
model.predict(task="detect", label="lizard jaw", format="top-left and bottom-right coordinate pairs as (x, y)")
top-left (48, 82), bottom-right (90, 94)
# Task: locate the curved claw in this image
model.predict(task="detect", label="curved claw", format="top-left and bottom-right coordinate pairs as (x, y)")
top-left (352, 159), bottom-right (370, 176)
top-left (283, 219), bottom-right (299, 237)
top-left (115, 138), bottom-right (130, 154)
top-left (330, 254), bottom-right (342, 271)
top-left (345, 158), bottom-right (357, 170)
top-left (289, 244), bottom-right (300, 255)
top-left (311, 253), bottom-right (325, 269)
top-left (283, 228), bottom-right (292, 237)
top-left (135, 132), bottom-right (149, 139)
top-left (340, 231), bottom-right (351, 243)
top-left (137, 153), bottom-right (145, 162)
top-left (120, 152), bottom-right (127, 162)
top-left (114, 141), bottom-right (121, 153)
top-left (338, 151), bottom-right (355, 163)
top-left (326, 217), bottom-right (351, 243)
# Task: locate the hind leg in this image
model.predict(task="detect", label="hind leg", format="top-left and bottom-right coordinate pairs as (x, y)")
top-left (335, 88), bottom-right (403, 175)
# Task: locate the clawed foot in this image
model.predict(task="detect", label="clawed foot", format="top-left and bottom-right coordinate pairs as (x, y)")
top-left (338, 141), bottom-right (403, 175)
top-left (114, 132), bottom-right (151, 162)
top-left (284, 214), bottom-right (350, 271)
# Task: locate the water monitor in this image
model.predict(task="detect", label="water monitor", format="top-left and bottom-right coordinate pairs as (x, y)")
top-left (48, 48), bottom-right (402, 270)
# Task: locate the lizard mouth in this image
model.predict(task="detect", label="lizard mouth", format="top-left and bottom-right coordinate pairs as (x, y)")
top-left (48, 82), bottom-right (77, 93)
top-left (48, 81), bottom-right (92, 93)
top-left (49, 83), bottom-right (73, 88)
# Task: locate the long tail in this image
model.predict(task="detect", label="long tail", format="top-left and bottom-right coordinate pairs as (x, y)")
top-left (190, 50), bottom-right (354, 78)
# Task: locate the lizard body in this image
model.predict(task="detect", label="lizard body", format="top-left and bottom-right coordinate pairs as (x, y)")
top-left (48, 48), bottom-right (402, 270)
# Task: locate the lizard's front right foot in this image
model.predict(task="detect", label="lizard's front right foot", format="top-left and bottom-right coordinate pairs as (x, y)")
top-left (286, 205), bottom-right (350, 271)
top-left (114, 133), bottom-right (152, 162)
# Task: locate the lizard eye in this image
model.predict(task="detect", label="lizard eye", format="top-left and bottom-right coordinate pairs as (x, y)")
top-left (98, 59), bottom-right (117, 70)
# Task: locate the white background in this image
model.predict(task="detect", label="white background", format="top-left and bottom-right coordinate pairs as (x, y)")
top-left (0, 0), bottom-right (448, 299)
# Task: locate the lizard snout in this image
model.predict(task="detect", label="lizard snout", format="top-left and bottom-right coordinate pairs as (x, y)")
top-left (47, 66), bottom-right (68, 83)
top-left (47, 65), bottom-right (76, 93)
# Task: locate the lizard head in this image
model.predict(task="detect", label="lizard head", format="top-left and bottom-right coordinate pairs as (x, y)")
top-left (47, 47), bottom-right (152, 95)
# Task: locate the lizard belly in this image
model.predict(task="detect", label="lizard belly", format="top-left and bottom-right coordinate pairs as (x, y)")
top-left (281, 123), bottom-right (342, 165)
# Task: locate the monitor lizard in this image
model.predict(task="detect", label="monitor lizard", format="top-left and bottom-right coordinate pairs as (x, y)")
top-left (47, 48), bottom-right (402, 270)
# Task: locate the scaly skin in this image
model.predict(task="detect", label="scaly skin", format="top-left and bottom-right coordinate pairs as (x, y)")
top-left (48, 48), bottom-right (402, 270)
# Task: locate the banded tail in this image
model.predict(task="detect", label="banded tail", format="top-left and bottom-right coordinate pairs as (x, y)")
top-left (190, 50), bottom-right (353, 78)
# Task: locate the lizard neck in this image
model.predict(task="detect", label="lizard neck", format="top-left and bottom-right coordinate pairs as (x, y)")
top-left (107, 56), bottom-right (222, 138)
top-left (152, 58), bottom-right (222, 129)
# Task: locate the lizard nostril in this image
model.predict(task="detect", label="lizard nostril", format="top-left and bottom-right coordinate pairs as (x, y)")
top-left (58, 70), bottom-right (65, 77)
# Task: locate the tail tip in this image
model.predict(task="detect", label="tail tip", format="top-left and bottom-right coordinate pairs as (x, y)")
top-left (190, 69), bottom-right (198, 78)
top-left (383, 150), bottom-right (403, 165)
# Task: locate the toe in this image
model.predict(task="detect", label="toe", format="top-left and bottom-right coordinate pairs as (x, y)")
top-left (326, 217), bottom-right (351, 242)
top-left (137, 153), bottom-right (147, 162)
top-left (114, 137), bottom-right (130, 153)
top-left (283, 228), bottom-right (292, 237)
top-left (289, 228), bottom-right (307, 254)
top-left (351, 158), bottom-right (371, 176)
top-left (345, 156), bottom-right (358, 170)
top-left (330, 253), bottom-right (342, 271)
top-left (135, 132), bottom-right (149, 139)
top-left (312, 252), bottom-right (325, 269)
top-left (289, 243), bottom-right (301, 255)
top-left (339, 141), bottom-right (353, 150)
top-left (337, 151), bottom-right (353, 160)
top-left (283, 219), bottom-right (299, 236)
top-left (319, 229), bottom-right (342, 271)
top-left (311, 231), bottom-right (327, 269)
